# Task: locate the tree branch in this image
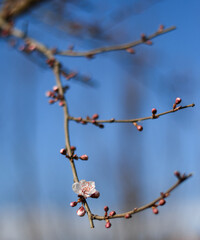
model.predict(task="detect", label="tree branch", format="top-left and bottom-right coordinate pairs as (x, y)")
top-left (57, 26), bottom-right (176, 57)
top-left (92, 173), bottom-right (192, 221)
top-left (69, 103), bottom-right (195, 125)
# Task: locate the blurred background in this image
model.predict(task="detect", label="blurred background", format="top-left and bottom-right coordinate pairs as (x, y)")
top-left (0, 0), bottom-right (199, 239)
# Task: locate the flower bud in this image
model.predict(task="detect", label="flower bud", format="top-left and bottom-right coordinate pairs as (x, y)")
top-left (158, 24), bottom-right (164, 32)
top-left (76, 206), bottom-right (86, 217)
top-left (59, 101), bottom-right (65, 107)
top-left (137, 125), bottom-right (143, 131)
top-left (109, 211), bottom-right (116, 216)
top-left (124, 214), bottom-right (132, 219)
top-left (175, 97), bottom-right (182, 104)
top-left (158, 199), bottom-right (166, 206)
top-left (141, 33), bottom-right (147, 42)
top-left (126, 48), bottom-right (135, 54)
top-left (174, 171), bottom-right (181, 178)
top-left (80, 154), bottom-right (88, 160)
top-left (60, 148), bottom-right (66, 155)
top-left (152, 207), bottom-right (159, 215)
top-left (71, 146), bottom-right (76, 151)
top-left (91, 191), bottom-right (100, 199)
top-left (92, 113), bottom-right (99, 120)
top-left (152, 108), bottom-right (157, 114)
top-left (104, 206), bottom-right (109, 212)
top-left (53, 86), bottom-right (59, 92)
top-left (70, 201), bottom-right (77, 207)
top-left (48, 99), bottom-right (55, 104)
top-left (146, 40), bottom-right (153, 45)
top-left (105, 221), bottom-right (111, 228)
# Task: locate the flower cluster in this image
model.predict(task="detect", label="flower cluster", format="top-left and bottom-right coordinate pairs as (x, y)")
top-left (70, 180), bottom-right (100, 217)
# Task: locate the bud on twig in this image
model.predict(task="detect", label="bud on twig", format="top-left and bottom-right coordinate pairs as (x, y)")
top-left (152, 207), bottom-right (159, 215)
top-left (77, 206), bottom-right (86, 217)
top-left (70, 201), bottom-right (77, 207)
top-left (105, 221), bottom-right (111, 228)
top-left (60, 148), bottom-right (66, 155)
top-left (124, 213), bottom-right (132, 219)
top-left (80, 154), bottom-right (88, 160)
top-left (158, 199), bottom-right (166, 206)
top-left (91, 191), bottom-right (100, 198)
top-left (109, 211), bottom-right (116, 216)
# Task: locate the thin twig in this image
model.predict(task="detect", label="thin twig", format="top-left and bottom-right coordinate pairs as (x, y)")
top-left (58, 26), bottom-right (176, 57)
top-left (69, 103), bottom-right (195, 125)
top-left (53, 60), bottom-right (95, 229)
top-left (92, 173), bottom-right (192, 220)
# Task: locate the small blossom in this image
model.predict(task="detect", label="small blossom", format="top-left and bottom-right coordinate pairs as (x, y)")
top-left (72, 180), bottom-right (97, 198)
top-left (76, 206), bottom-right (86, 217)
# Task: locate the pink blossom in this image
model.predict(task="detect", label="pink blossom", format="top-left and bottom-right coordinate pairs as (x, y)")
top-left (72, 180), bottom-right (97, 198)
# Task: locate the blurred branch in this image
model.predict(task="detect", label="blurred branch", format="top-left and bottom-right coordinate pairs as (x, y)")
top-left (0, 0), bottom-right (46, 19)
top-left (57, 26), bottom-right (176, 57)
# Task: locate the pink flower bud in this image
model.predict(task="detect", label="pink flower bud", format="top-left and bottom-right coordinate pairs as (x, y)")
top-left (76, 117), bottom-right (82, 122)
top-left (175, 97), bottom-right (182, 104)
top-left (158, 199), bottom-right (166, 206)
top-left (174, 171), bottom-right (181, 178)
top-left (105, 221), bottom-right (111, 228)
top-left (28, 44), bottom-right (36, 51)
top-left (141, 33), bottom-right (147, 41)
top-left (59, 101), bottom-right (65, 107)
top-left (48, 99), bottom-right (55, 104)
top-left (124, 214), bottom-right (132, 219)
top-left (80, 154), bottom-right (88, 160)
top-left (70, 201), bottom-right (77, 207)
top-left (109, 211), bottom-right (116, 216)
top-left (53, 86), bottom-right (59, 92)
top-left (71, 146), bottom-right (76, 151)
top-left (158, 24), bottom-right (164, 32)
top-left (137, 125), bottom-right (143, 131)
top-left (60, 148), bottom-right (66, 155)
top-left (46, 91), bottom-right (53, 97)
top-left (152, 108), bottom-right (157, 114)
top-left (146, 40), bottom-right (153, 45)
top-left (92, 113), bottom-right (99, 120)
top-left (90, 191), bottom-right (100, 199)
top-left (76, 206), bottom-right (86, 217)
top-left (104, 206), bottom-right (109, 212)
top-left (126, 48), bottom-right (135, 54)
top-left (152, 207), bottom-right (159, 215)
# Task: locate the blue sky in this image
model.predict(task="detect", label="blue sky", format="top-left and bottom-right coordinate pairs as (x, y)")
top-left (0, 0), bottom-right (200, 238)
